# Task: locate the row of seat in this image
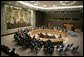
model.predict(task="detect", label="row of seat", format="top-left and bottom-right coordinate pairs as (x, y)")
top-left (14, 28), bottom-right (54, 54)
top-left (14, 28), bottom-right (43, 52)
top-left (14, 28), bottom-right (32, 48)
top-left (14, 28), bottom-right (79, 56)
top-left (55, 43), bottom-right (79, 56)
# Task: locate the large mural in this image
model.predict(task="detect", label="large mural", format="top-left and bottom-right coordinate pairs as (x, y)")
top-left (5, 5), bottom-right (31, 29)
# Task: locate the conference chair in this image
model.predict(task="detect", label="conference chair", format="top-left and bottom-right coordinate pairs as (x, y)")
top-left (70, 43), bottom-right (74, 48)
top-left (43, 40), bottom-right (54, 54)
top-left (71, 46), bottom-right (79, 52)
top-left (57, 45), bottom-right (67, 56)
top-left (56, 45), bottom-right (60, 50)
top-left (60, 44), bottom-right (65, 48)
top-left (75, 46), bottom-right (79, 51)
top-left (14, 32), bottom-right (20, 42)
top-left (29, 38), bottom-right (39, 52)
top-left (57, 48), bottom-right (63, 56)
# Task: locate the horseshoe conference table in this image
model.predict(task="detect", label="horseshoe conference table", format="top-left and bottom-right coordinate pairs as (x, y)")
top-left (29, 29), bottom-right (67, 44)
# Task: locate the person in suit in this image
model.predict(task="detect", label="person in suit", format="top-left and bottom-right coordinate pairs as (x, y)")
top-left (39, 32), bottom-right (44, 38)
top-left (9, 48), bottom-right (19, 56)
top-left (14, 32), bottom-right (20, 42)
top-left (58, 34), bottom-right (62, 38)
top-left (45, 33), bottom-right (49, 38)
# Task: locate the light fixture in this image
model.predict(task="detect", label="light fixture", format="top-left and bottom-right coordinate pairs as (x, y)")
top-left (60, 1), bottom-right (76, 6)
top-left (33, 3), bottom-right (38, 6)
top-left (42, 5), bottom-right (47, 8)
top-left (52, 5), bottom-right (56, 7)
top-left (17, 1), bottom-right (83, 10)
top-left (30, 1), bottom-right (36, 2)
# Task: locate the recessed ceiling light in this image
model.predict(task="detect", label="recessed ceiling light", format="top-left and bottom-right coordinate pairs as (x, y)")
top-left (43, 5), bottom-right (47, 7)
top-left (60, 1), bottom-right (76, 6)
top-left (34, 3), bottom-right (38, 5)
top-left (30, 1), bottom-right (36, 2)
top-left (52, 5), bottom-right (56, 7)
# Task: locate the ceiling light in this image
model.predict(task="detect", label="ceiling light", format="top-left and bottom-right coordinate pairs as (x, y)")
top-left (43, 5), bottom-right (47, 7)
top-left (17, 1), bottom-right (83, 10)
top-left (52, 5), bottom-right (56, 7)
top-left (30, 1), bottom-right (36, 2)
top-left (45, 6), bottom-right (83, 9)
top-left (60, 1), bottom-right (76, 6)
top-left (34, 3), bottom-right (38, 5)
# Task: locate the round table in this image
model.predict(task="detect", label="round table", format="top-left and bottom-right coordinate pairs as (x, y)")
top-left (28, 29), bottom-right (67, 44)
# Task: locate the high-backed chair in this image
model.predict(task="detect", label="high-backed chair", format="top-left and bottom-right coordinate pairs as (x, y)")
top-left (75, 46), bottom-right (79, 51)
top-left (70, 43), bottom-right (74, 48)
top-left (43, 40), bottom-right (54, 54)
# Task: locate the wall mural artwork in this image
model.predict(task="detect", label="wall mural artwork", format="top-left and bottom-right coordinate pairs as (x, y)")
top-left (5, 5), bottom-right (31, 29)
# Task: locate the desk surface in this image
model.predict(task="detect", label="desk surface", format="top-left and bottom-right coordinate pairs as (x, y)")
top-left (39, 38), bottom-right (65, 42)
top-left (29, 29), bottom-right (67, 42)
